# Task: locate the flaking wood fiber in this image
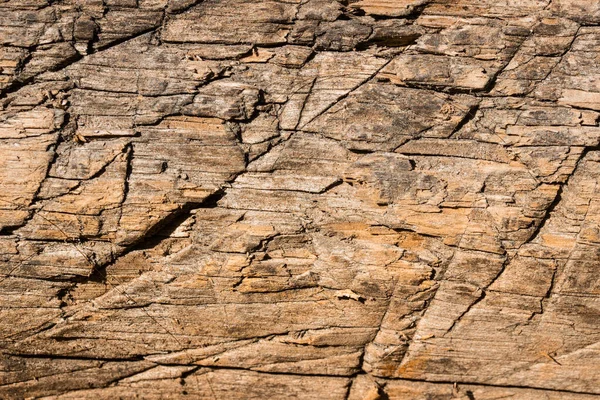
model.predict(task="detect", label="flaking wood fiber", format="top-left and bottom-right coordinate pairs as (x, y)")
top-left (1, 0), bottom-right (599, 398)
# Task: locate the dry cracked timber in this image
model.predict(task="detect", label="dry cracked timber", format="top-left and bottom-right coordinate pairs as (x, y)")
top-left (1, 0), bottom-right (600, 398)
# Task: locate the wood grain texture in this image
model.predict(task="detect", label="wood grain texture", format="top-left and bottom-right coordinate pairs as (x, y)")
top-left (1, 0), bottom-right (599, 398)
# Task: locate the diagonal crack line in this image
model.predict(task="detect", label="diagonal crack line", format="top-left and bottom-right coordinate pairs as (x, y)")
top-left (445, 145), bottom-right (599, 336)
top-left (0, 189), bottom-right (233, 354)
top-left (442, 285), bottom-right (488, 337)
top-left (521, 144), bottom-right (600, 248)
top-left (529, 150), bottom-right (598, 321)
top-left (358, 277), bottom-right (399, 373)
top-left (293, 76), bottom-right (318, 131)
top-left (297, 57), bottom-right (394, 130)
top-left (481, 31), bottom-right (533, 95)
top-left (536, 25), bottom-right (581, 87)
top-left (0, 20), bottom-right (165, 100)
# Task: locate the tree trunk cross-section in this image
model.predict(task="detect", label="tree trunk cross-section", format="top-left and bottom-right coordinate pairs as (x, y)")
top-left (1, 0), bottom-right (600, 399)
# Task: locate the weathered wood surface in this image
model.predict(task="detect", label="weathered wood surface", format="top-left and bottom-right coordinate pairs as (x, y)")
top-left (1, 0), bottom-right (599, 398)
